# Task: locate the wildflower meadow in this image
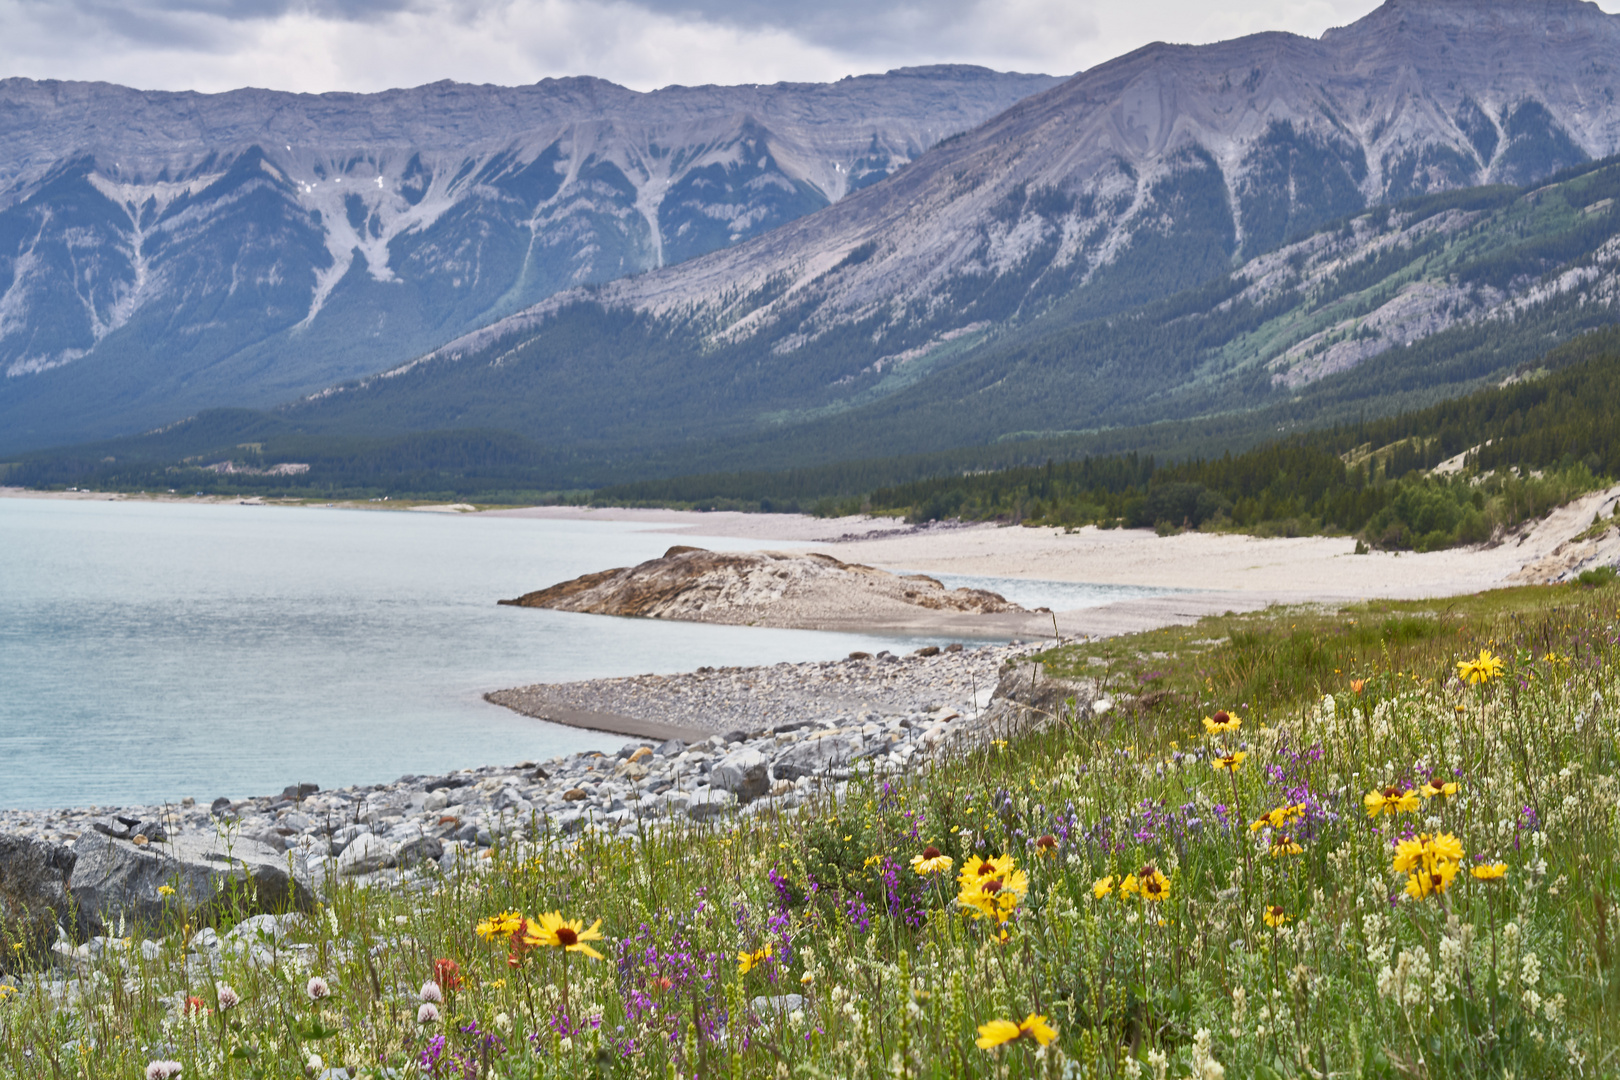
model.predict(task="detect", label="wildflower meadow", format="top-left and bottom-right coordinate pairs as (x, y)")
top-left (2, 586), bottom-right (1618, 1078)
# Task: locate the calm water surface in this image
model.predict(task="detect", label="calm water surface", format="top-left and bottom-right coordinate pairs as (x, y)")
top-left (1, 499), bottom-right (967, 809)
top-left (1, 499), bottom-right (1172, 810)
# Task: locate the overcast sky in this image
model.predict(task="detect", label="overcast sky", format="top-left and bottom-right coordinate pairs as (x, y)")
top-left (4, 0), bottom-right (1619, 95)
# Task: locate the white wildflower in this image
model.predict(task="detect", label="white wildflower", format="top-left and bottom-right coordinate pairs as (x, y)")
top-left (305, 975), bottom-right (330, 1001)
top-left (214, 982), bottom-right (239, 1010)
top-left (1146, 1047), bottom-right (1168, 1080)
top-left (1229, 985), bottom-right (1247, 1039)
top-left (418, 1002), bottom-right (440, 1024)
top-left (1191, 1028), bottom-right (1225, 1080)
top-left (1521, 952), bottom-right (1541, 987)
top-left (419, 980), bottom-right (443, 1004)
top-left (145, 1063), bottom-right (183, 1080)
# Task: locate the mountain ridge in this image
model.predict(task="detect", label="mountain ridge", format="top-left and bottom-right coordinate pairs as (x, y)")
top-left (282, 0), bottom-right (1620, 470)
top-left (0, 65), bottom-right (1060, 451)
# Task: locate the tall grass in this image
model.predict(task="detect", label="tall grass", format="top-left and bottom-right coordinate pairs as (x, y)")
top-left (2, 588), bottom-right (1617, 1077)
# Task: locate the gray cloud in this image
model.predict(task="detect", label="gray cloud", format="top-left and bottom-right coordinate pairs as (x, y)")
top-left (623, 0), bottom-right (984, 54)
top-left (3, 0), bottom-right (1617, 96)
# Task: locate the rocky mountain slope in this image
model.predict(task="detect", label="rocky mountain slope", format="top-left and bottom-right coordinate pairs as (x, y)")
top-left (263, 0), bottom-right (1620, 478)
top-left (0, 66), bottom-right (1058, 452)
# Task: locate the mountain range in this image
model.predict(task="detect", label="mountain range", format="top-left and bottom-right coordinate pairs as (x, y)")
top-left (0, 66), bottom-right (1057, 452)
top-left (7, 0), bottom-right (1620, 489)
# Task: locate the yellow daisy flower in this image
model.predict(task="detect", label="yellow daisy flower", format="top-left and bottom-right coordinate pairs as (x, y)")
top-left (1213, 751), bottom-right (1247, 773)
top-left (975, 1013), bottom-right (1058, 1049)
top-left (524, 912), bottom-right (605, 960)
top-left (910, 846), bottom-right (954, 876)
top-left (738, 943), bottom-right (772, 975)
top-left (1420, 775), bottom-right (1459, 799)
top-left (1404, 860), bottom-right (1460, 900)
top-left (1092, 876), bottom-right (1115, 899)
top-left (1471, 862), bottom-right (1508, 881)
top-left (1136, 865), bottom-right (1171, 902)
top-left (475, 910), bottom-right (526, 942)
top-left (1202, 710), bottom-right (1242, 735)
top-left (1364, 786), bottom-right (1421, 817)
top-left (1456, 649), bottom-right (1504, 685)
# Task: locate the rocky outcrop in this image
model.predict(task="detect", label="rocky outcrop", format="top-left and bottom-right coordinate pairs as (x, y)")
top-left (68, 830), bottom-right (314, 939)
top-left (0, 835), bottom-right (76, 972)
top-left (499, 546), bottom-right (1025, 630)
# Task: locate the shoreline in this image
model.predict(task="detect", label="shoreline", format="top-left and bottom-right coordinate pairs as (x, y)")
top-left (11, 483), bottom-right (1620, 757)
top-left (0, 642), bottom-right (1038, 855)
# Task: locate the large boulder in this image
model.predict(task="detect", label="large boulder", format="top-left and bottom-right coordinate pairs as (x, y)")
top-left (710, 747), bottom-right (770, 803)
top-left (772, 730), bottom-right (863, 781)
top-left (0, 834), bottom-right (76, 971)
top-left (70, 830), bottom-right (313, 939)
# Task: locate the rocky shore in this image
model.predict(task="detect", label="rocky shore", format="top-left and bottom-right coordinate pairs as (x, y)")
top-left (485, 639), bottom-right (1017, 736)
top-left (1, 642), bottom-right (1086, 974)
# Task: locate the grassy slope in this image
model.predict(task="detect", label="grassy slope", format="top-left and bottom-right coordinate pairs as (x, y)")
top-left (3, 582), bottom-right (1617, 1077)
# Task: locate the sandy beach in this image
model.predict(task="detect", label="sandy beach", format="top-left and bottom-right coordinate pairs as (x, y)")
top-left (483, 484), bottom-right (1620, 636)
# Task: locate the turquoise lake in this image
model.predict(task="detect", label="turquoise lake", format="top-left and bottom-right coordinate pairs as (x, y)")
top-left (0, 498), bottom-right (1162, 810)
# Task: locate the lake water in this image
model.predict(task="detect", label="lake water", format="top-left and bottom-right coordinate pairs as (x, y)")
top-left (0, 499), bottom-right (1164, 810)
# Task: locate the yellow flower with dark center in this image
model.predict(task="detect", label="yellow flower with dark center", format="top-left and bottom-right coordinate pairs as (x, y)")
top-left (1136, 865), bottom-right (1170, 902)
top-left (911, 846), bottom-right (954, 876)
top-left (1420, 775), bottom-right (1459, 799)
top-left (1471, 862), bottom-right (1508, 881)
top-left (957, 854), bottom-right (1014, 893)
top-left (1364, 786), bottom-right (1421, 818)
top-left (475, 910), bottom-right (526, 942)
top-left (1252, 803), bottom-right (1307, 832)
top-left (1263, 905), bottom-right (1289, 928)
top-left (1404, 860), bottom-right (1460, 900)
top-left (1269, 835), bottom-right (1303, 858)
top-left (975, 1013), bottom-right (1058, 1049)
top-left (1393, 832), bottom-right (1464, 875)
top-left (524, 912), bottom-right (605, 960)
top-left (1456, 649), bottom-right (1504, 685)
top-left (957, 860), bottom-right (1029, 924)
top-left (1213, 751), bottom-right (1247, 773)
top-left (1092, 876), bottom-right (1115, 899)
top-left (1202, 711), bottom-right (1242, 735)
top-left (738, 943), bottom-right (772, 974)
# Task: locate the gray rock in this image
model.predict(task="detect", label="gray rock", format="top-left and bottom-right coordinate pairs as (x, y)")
top-left (248, 829), bottom-right (290, 853)
top-left (336, 833), bottom-right (393, 876)
top-left (750, 993), bottom-right (805, 1017)
top-left (69, 830), bottom-right (312, 939)
top-left (710, 747), bottom-right (770, 803)
top-left (686, 791), bottom-right (735, 822)
top-left (0, 834), bottom-right (76, 972)
top-left (772, 730), bottom-right (862, 781)
top-left (655, 738), bottom-right (686, 757)
top-left (395, 836), bottom-right (444, 868)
